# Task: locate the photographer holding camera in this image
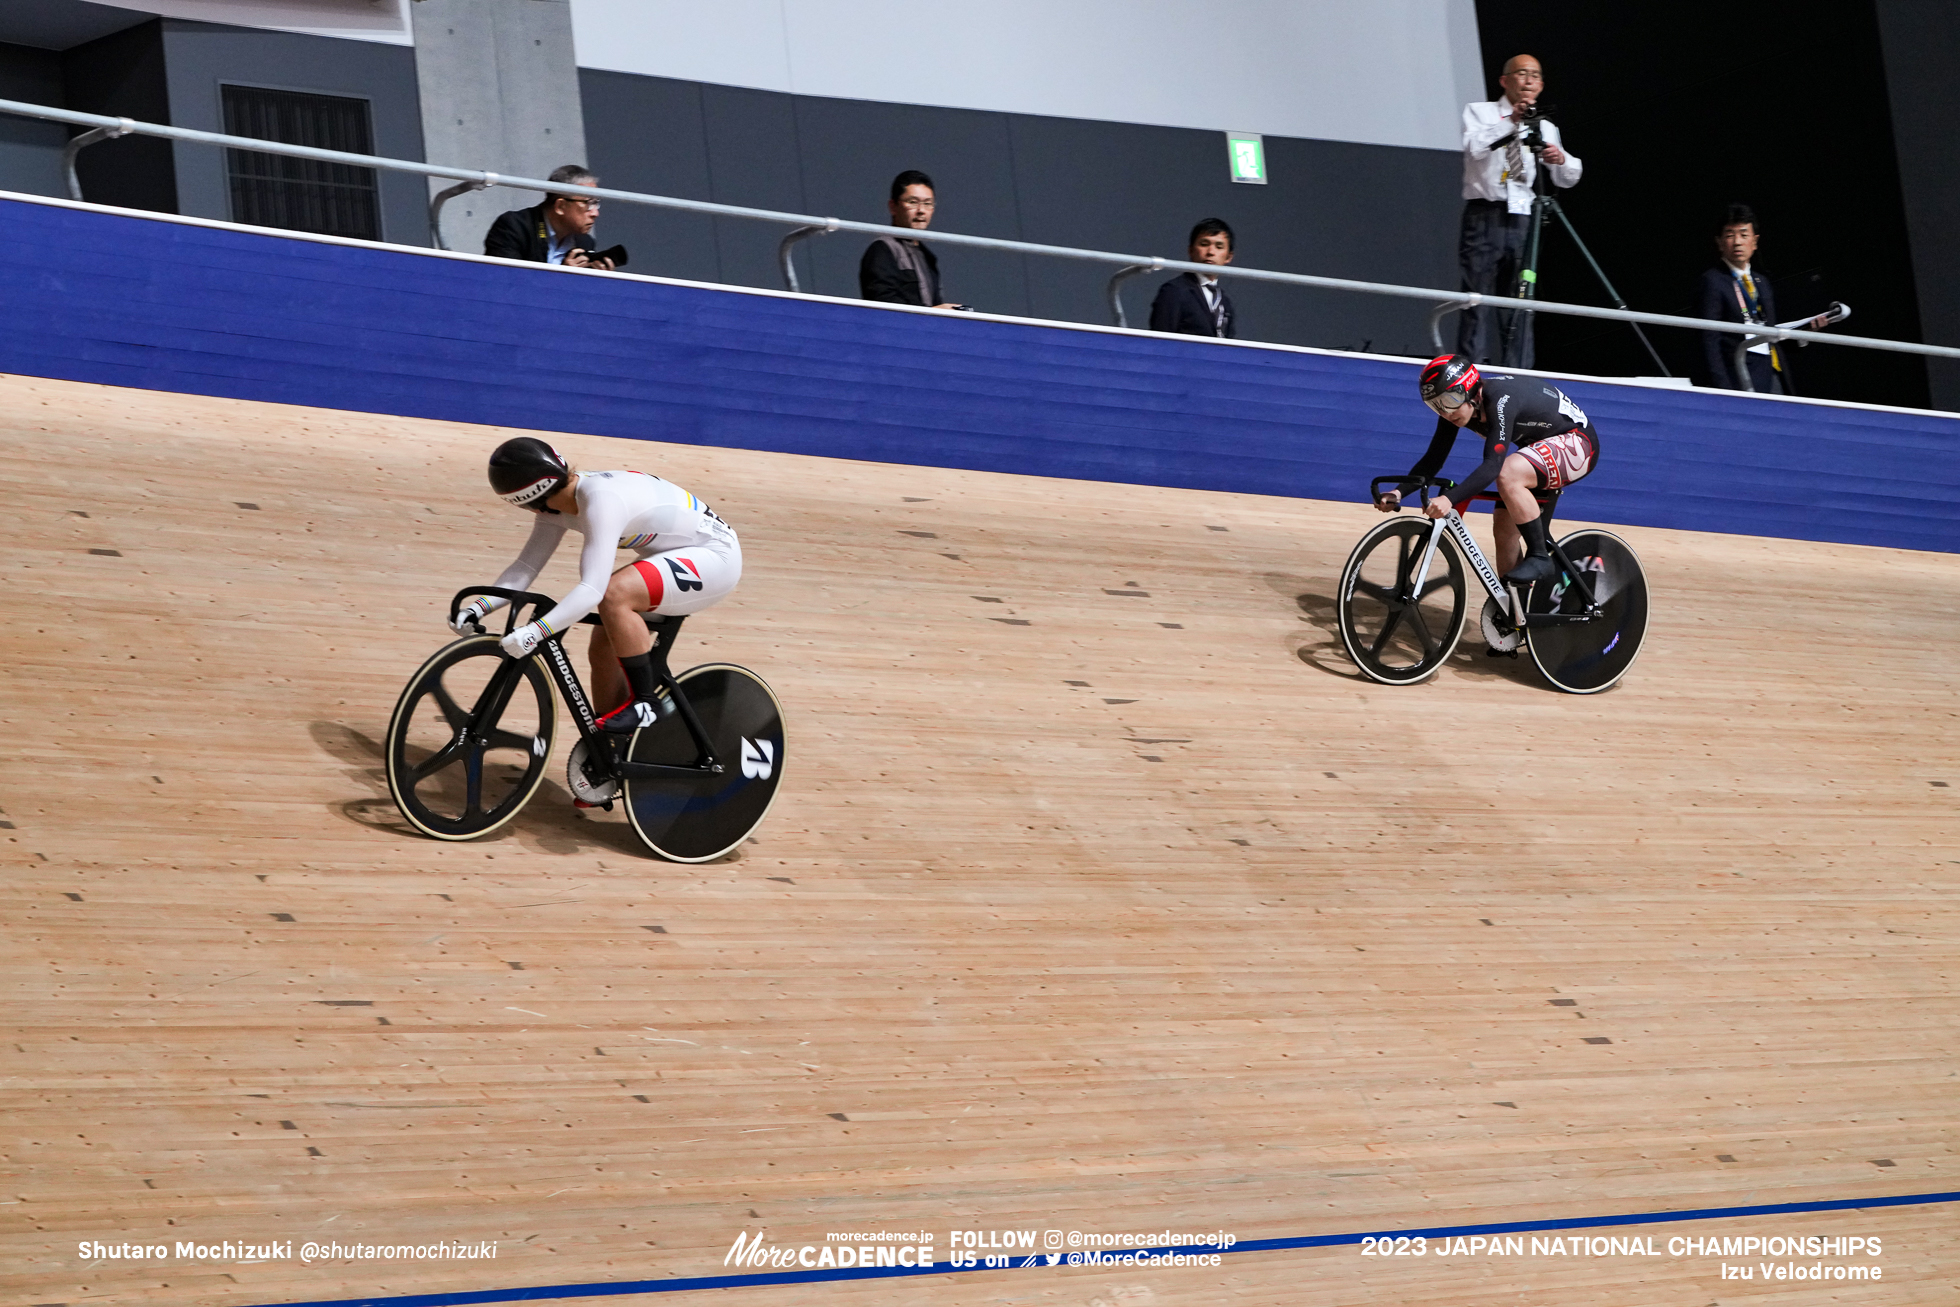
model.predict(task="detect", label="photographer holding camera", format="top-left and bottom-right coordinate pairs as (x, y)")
top-left (1457, 55), bottom-right (1582, 367)
top-left (484, 165), bottom-right (624, 271)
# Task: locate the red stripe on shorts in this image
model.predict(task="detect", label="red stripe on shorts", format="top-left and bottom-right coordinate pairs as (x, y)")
top-left (631, 558), bottom-right (665, 609)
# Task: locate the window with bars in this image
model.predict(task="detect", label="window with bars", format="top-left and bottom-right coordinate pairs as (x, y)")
top-left (222, 85), bottom-right (381, 242)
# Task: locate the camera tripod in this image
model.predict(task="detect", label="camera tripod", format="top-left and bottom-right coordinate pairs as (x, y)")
top-left (1502, 111), bottom-right (1670, 376)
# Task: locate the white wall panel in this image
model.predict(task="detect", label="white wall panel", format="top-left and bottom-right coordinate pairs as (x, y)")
top-left (569, 0), bottom-right (1485, 151)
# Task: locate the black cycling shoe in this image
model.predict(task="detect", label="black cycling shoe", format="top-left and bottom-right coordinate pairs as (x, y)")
top-left (1503, 554), bottom-right (1556, 586)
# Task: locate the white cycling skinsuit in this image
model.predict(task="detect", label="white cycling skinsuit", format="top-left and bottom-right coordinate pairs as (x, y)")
top-left (479, 470), bottom-right (741, 643)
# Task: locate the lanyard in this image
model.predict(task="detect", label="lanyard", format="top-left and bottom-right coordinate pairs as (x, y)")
top-left (1731, 272), bottom-right (1766, 324)
top-left (1731, 273), bottom-right (1783, 371)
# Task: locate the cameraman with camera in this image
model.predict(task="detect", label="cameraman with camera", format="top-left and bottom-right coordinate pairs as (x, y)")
top-left (1457, 55), bottom-right (1582, 368)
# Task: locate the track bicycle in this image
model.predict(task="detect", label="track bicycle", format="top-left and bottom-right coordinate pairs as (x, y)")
top-left (383, 587), bottom-right (784, 861)
top-left (1335, 476), bottom-right (1648, 694)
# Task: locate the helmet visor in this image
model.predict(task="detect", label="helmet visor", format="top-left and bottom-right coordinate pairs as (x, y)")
top-left (1424, 386), bottom-right (1471, 416)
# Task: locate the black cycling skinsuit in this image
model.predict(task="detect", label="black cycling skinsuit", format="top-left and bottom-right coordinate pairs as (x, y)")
top-left (1406, 375), bottom-right (1601, 509)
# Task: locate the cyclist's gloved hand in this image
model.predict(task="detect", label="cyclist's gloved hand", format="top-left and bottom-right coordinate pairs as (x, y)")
top-left (451, 598), bottom-right (493, 635)
top-left (500, 621), bottom-right (548, 659)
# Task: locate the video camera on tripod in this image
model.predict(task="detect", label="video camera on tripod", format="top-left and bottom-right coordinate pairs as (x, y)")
top-left (1493, 100), bottom-right (1553, 155)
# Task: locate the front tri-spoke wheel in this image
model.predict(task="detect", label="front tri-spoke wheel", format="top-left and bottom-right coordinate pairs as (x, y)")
top-left (1337, 517), bottom-right (1469, 685)
top-left (385, 635), bottom-right (556, 839)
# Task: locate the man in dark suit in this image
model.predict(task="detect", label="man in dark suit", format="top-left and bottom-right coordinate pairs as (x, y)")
top-left (1698, 203), bottom-right (1824, 393)
top-left (484, 165), bottom-right (615, 270)
top-left (1149, 219), bottom-right (1237, 339)
top-left (860, 170), bottom-right (959, 308)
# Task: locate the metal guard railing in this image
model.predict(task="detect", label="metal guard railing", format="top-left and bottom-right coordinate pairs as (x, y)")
top-left (15, 95), bottom-right (1960, 373)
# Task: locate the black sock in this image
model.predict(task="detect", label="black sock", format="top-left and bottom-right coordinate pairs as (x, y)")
top-left (618, 652), bottom-right (657, 702)
top-left (1516, 516), bottom-right (1550, 557)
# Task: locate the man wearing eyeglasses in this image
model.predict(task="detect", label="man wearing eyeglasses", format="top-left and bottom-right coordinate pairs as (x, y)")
top-left (1457, 55), bottom-right (1581, 367)
top-left (859, 170), bottom-right (961, 309)
top-left (484, 165), bottom-right (616, 270)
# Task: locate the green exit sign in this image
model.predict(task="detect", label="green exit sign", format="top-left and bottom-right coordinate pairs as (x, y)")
top-left (1226, 131), bottom-right (1266, 184)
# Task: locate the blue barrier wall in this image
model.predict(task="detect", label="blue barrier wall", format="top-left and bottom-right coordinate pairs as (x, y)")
top-left (3, 195), bottom-right (1955, 553)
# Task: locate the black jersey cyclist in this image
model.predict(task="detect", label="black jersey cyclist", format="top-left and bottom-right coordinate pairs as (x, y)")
top-left (1375, 354), bottom-right (1601, 585)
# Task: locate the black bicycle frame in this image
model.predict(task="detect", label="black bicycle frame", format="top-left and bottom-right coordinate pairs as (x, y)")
top-left (448, 586), bottom-right (726, 780)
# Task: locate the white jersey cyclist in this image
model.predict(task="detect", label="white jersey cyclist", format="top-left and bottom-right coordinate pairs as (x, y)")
top-left (489, 468), bottom-right (740, 640)
top-left (463, 438), bottom-right (742, 734)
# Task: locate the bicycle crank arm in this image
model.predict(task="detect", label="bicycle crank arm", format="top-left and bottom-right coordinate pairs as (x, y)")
top-left (1522, 610), bottom-right (1603, 627)
top-left (618, 760), bottom-right (726, 781)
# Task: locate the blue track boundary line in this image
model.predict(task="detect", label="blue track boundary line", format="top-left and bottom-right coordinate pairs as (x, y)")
top-left (248, 1188), bottom-right (1960, 1306)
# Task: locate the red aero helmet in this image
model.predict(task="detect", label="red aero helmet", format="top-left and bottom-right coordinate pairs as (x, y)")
top-left (488, 436), bottom-right (570, 513)
top-left (1419, 354), bottom-right (1481, 415)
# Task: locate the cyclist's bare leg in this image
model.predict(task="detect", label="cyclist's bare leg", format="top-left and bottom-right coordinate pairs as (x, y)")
top-left (1495, 452), bottom-right (1544, 524)
top-left (1491, 503), bottom-right (1523, 575)
top-left (590, 564), bottom-right (656, 713)
top-left (1496, 453), bottom-right (1551, 567)
top-left (588, 625), bottom-right (627, 715)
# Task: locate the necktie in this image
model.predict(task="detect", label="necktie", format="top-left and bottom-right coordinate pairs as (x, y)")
top-left (1504, 116), bottom-right (1523, 192)
top-left (1742, 273), bottom-right (1782, 372)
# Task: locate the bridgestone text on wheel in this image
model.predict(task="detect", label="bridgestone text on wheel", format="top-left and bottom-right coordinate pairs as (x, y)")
top-left (623, 663), bottom-right (785, 862)
top-left (1526, 530), bottom-right (1649, 694)
top-left (385, 635), bottom-right (556, 840)
top-left (1338, 517), bottom-right (1469, 685)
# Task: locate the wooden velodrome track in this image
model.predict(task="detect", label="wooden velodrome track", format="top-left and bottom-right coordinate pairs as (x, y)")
top-left (2, 371), bottom-right (1956, 1307)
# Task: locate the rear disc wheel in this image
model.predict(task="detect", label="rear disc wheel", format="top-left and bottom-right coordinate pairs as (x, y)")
top-left (622, 663), bottom-right (785, 862)
top-left (1526, 530), bottom-right (1649, 693)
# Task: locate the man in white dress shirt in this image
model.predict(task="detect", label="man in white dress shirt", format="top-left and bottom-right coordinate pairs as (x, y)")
top-left (1457, 54), bottom-right (1582, 368)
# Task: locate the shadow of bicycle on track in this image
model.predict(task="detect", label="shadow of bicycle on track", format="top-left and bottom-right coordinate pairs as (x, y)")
top-left (1278, 581), bottom-right (1547, 690)
top-left (310, 718), bottom-right (685, 859)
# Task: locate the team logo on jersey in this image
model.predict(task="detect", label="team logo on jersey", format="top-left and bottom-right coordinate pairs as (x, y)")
top-left (740, 737), bottom-right (774, 779)
top-left (666, 557), bottom-right (704, 592)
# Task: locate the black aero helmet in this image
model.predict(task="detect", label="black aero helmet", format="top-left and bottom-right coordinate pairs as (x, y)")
top-left (488, 437), bottom-right (570, 512)
top-left (1419, 353), bottom-right (1482, 415)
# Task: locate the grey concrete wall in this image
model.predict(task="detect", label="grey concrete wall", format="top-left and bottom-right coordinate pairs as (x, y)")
top-left (0, 43), bottom-right (69, 198)
top-left (412, 0), bottom-right (584, 254)
top-left (1877, 0), bottom-right (1960, 412)
top-left (579, 69), bottom-right (1464, 357)
top-left (159, 20), bottom-right (427, 244)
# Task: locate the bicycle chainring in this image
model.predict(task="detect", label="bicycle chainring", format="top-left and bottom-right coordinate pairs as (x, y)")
top-left (1480, 597), bottom-right (1523, 653)
top-left (567, 738), bottom-right (622, 806)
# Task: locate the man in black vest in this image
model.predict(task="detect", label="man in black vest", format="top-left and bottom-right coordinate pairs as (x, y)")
top-left (484, 165), bottom-right (615, 270)
top-left (1149, 218), bottom-right (1238, 338)
top-left (859, 170), bottom-right (960, 308)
